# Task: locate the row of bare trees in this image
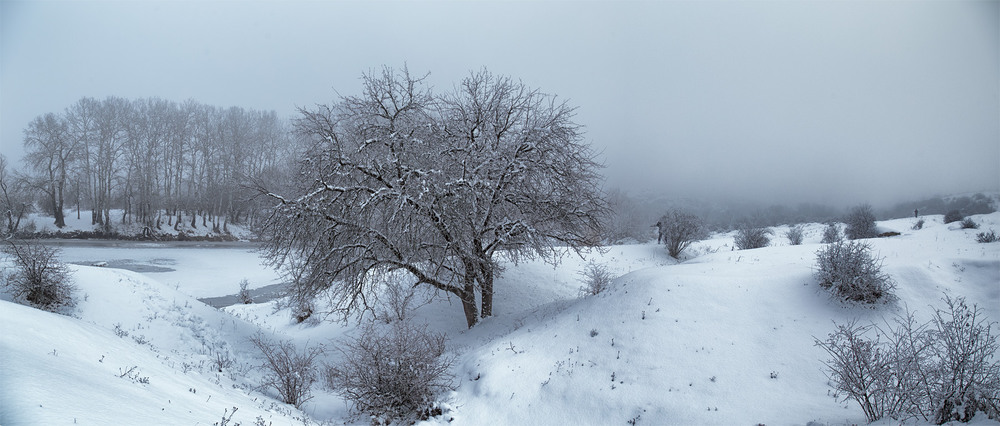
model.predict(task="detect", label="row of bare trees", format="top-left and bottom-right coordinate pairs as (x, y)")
top-left (14, 96), bottom-right (296, 235)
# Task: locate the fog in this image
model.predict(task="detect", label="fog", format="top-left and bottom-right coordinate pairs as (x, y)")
top-left (2, 0), bottom-right (997, 209)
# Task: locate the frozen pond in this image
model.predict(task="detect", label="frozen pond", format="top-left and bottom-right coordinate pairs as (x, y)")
top-left (37, 240), bottom-right (285, 304)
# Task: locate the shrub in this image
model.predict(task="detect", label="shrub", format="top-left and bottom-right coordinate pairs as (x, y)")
top-left (248, 333), bottom-right (323, 408)
top-left (815, 296), bottom-right (1000, 424)
top-left (325, 321), bottom-right (454, 424)
top-left (579, 261), bottom-right (614, 296)
top-left (913, 219), bottom-right (925, 230)
top-left (2, 240), bottom-right (76, 313)
top-left (821, 223), bottom-right (842, 244)
top-left (845, 204), bottom-right (878, 240)
top-left (655, 208), bottom-right (706, 258)
top-left (786, 225), bottom-right (804, 245)
top-left (734, 223), bottom-right (772, 250)
top-left (960, 218), bottom-right (979, 229)
top-left (977, 230), bottom-right (998, 243)
top-left (944, 210), bottom-right (964, 224)
top-left (237, 279), bottom-right (253, 304)
top-left (814, 241), bottom-right (895, 304)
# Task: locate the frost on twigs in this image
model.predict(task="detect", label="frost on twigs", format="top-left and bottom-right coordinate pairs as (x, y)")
top-left (2, 240), bottom-right (76, 314)
top-left (248, 332), bottom-right (323, 408)
top-left (324, 321), bottom-right (454, 424)
top-left (578, 261), bottom-right (613, 296)
top-left (814, 240), bottom-right (895, 304)
top-left (816, 296), bottom-right (1000, 424)
top-left (256, 65), bottom-right (608, 328)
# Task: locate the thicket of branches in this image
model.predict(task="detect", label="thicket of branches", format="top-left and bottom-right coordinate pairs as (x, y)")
top-left (258, 66), bottom-right (607, 328)
top-left (734, 222), bottom-right (772, 250)
top-left (845, 203), bottom-right (879, 240)
top-left (655, 208), bottom-right (705, 258)
top-left (14, 97), bottom-right (296, 234)
top-left (815, 240), bottom-right (895, 304)
top-left (325, 321), bottom-right (454, 424)
top-left (1, 240), bottom-right (76, 313)
top-left (816, 296), bottom-right (1000, 424)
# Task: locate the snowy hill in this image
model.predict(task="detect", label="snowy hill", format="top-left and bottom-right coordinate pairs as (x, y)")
top-left (1, 212), bottom-right (998, 425)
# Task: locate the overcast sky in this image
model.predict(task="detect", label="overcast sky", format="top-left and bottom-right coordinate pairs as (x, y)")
top-left (2, 0), bottom-right (997, 207)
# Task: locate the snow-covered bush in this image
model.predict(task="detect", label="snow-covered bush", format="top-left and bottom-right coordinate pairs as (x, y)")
top-left (655, 208), bottom-right (706, 258)
top-left (944, 210), bottom-right (964, 224)
top-left (786, 225), bottom-right (804, 245)
top-left (734, 223), bottom-right (771, 250)
top-left (913, 219), bottom-right (925, 230)
top-left (822, 222), bottom-right (843, 243)
top-left (814, 241), bottom-right (895, 304)
top-left (1, 240), bottom-right (75, 313)
top-left (977, 230), bottom-right (998, 243)
top-left (816, 296), bottom-right (1000, 424)
top-left (237, 279), bottom-right (253, 304)
top-left (325, 321), bottom-right (454, 424)
top-left (248, 333), bottom-right (323, 408)
top-left (845, 204), bottom-right (878, 240)
top-left (579, 261), bottom-right (614, 296)
top-left (960, 218), bottom-right (979, 229)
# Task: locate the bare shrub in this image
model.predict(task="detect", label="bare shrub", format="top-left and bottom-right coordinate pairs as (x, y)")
top-left (325, 321), bottom-right (454, 424)
top-left (815, 296), bottom-right (1000, 424)
top-left (786, 225), bottom-right (804, 245)
top-left (734, 223), bottom-right (772, 250)
top-left (655, 208), bottom-right (705, 258)
top-left (2, 240), bottom-right (75, 313)
top-left (944, 210), bottom-right (964, 224)
top-left (913, 219), bottom-right (925, 230)
top-left (821, 222), bottom-right (843, 244)
top-left (815, 320), bottom-right (899, 422)
top-left (579, 261), bottom-right (614, 296)
top-left (248, 333), bottom-right (323, 408)
top-left (237, 279), bottom-right (253, 304)
top-left (814, 241), bottom-right (895, 304)
top-left (845, 203), bottom-right (878, 240)
top-left (960, 218), bottom-right (979, 230)
top-left (977, 230), bottom-right (998, 243)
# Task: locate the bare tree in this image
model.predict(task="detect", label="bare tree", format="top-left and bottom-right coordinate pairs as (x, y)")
top-left (258, 66), bottom-right (607, 328)
top-left (0, 155), bottom-right (31, 237)
top-left (23, 113), bottom-right (77, 228)
top-left (655, 208), bottom-right (705, 258)
top-left (845, 203), bottom-right (878, 240)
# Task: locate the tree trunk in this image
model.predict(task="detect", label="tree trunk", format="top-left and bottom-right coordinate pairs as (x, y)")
top-left (460, 284), bottom-right (479, 329)
top-left (480, 264), bottom-right (494, 319)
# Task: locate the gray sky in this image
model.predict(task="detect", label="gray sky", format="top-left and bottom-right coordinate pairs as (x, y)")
top-left (2, 0), bottom-right (997, 207)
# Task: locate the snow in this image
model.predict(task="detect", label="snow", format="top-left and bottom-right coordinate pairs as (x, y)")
top-left (2, 211), bottom-right (999, 425)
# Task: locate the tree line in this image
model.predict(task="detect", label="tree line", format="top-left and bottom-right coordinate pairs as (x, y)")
top-left (3, 96), bottom-right (297, 236)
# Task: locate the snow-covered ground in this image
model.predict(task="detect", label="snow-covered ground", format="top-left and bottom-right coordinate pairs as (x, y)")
top-left (1, 212), bottom-right (998, 425)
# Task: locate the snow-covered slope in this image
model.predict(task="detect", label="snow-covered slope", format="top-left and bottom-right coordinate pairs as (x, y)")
top-left (2, 212), bottom-right (998, 425)
top-left (0, 266), bottom-right (310, 425)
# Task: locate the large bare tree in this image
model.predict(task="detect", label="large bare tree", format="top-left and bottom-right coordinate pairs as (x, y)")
top-left (23, 113), bottom-right (77, 228)
top-left (258, 67), bottom-right (607, 328)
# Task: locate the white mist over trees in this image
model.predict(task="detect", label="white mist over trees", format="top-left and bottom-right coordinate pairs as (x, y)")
top-left (258, 66), bottom-right (608, 328)
top-left (17, 97), bottom-right (294, 234)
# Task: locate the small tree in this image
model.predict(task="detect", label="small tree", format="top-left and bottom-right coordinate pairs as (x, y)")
top-left (654, 208), bottom-right (705, 258)
top-left (735, 222), bottom-right (772, 250)
top-left (845, 203), bottom-right (878, 240)
top-left (2, 240), bottom-right (76, 313)
top-left (822, 222), bottom-right (842, 244)
top-left (815, 241), bottom-right (895, 304)
top-left (248, 333), bottom-right (323, 408)
top-left (237, 279), bottom-right (253, 304)
top-left (325, 321), bottom-right (454, 424)
top-left (786, 225), bottom-right (804, 245)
